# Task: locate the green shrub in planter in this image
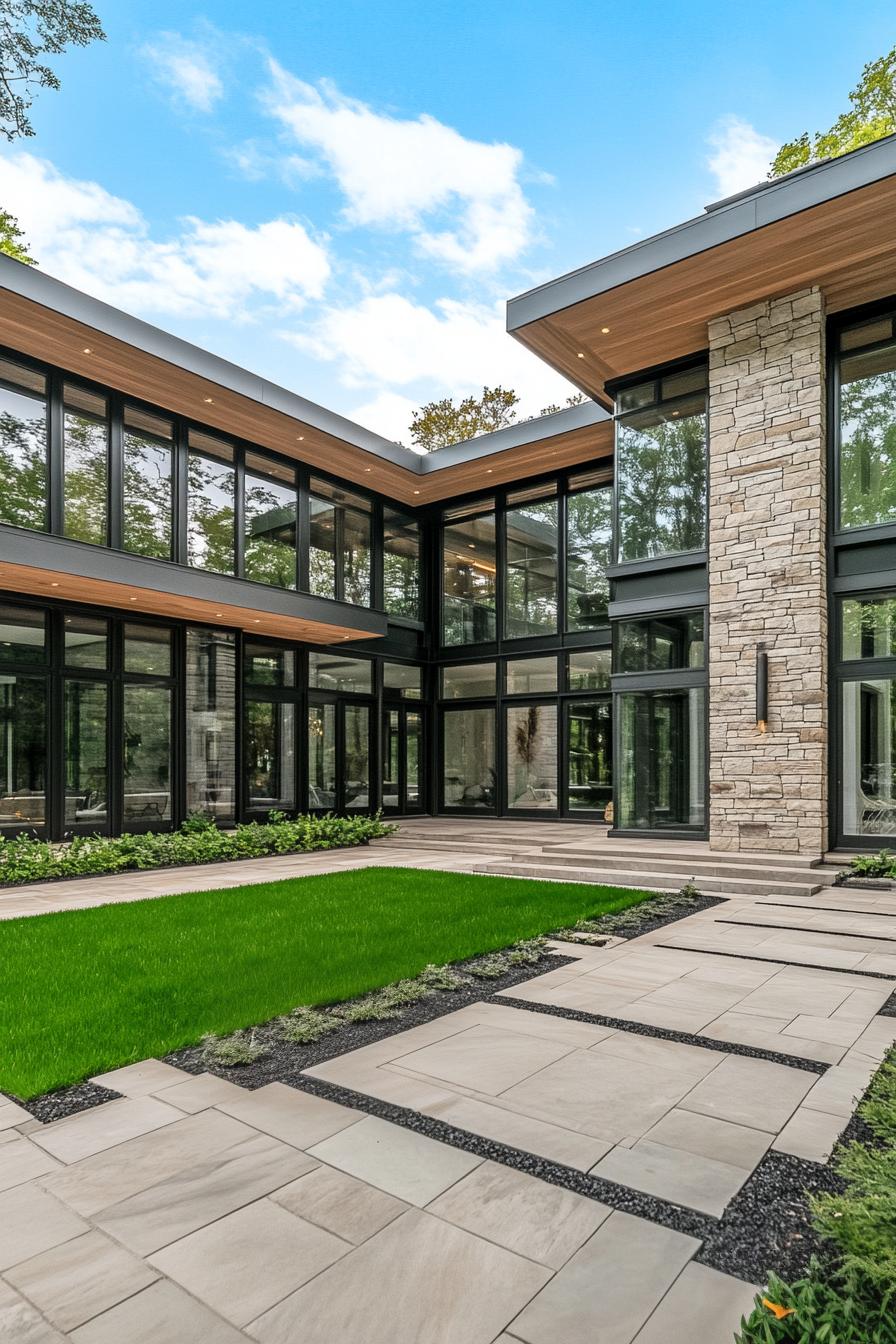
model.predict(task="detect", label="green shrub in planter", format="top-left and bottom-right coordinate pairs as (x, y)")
top-left (0, 813), bottom-right (395, 887)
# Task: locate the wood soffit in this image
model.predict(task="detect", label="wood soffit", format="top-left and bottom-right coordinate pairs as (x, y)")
top-left (0, 562), bottom-right (383, 645)
top-left (0, 290), bottom-right (612, 507)
top-left (512, 175), bottom-right (896, 398)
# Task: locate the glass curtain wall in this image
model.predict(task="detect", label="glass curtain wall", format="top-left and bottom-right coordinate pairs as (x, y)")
top-left (504, 485), bottom-right (559, 637)
top-left (243, 642), bottom-right (296, 812)
top-left (123, 406), bottom-right (174, 560)
top-left (0, 604), bottom-right (47, 830)
top-left (187, 431), bottom-right (235, 574)
top-left (615, 367), bottom-right (707, 563)
top-left (566, 471), bottom-right (612, 630)
top-left (63, 384), bottom-right (108, 546)
top-left (506, 703), bottom-right (558, 809)
top-left (383, 507), bottom-right (421, 619)
top-left (443, 706), bottom-right (496, 810)
top-left (309, 479), bottom-right (372, 606)
top-left (617, 688), bottom-right (706, 831)
top-left (837, 314), bottom-right (896, 530)
top-left (442, 502), bottom-right (497, 645)
top-left (567, 700), bottom-right (612, 813)
top-left (122, 624), bottom-right (173, 826)
top-left (0, 357), bottom-right (47, 532)
top-left (63, 615), bottom-right (109, 831)
top-left (244, 454), bottom-right (297, 588)
top-left (185, 629), bottom-right (236, 821)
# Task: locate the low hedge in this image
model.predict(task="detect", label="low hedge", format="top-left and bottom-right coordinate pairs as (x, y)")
top-left (735, 1048), bottom-right (896, 1343)
top-left (0, 812), bottom-right (395, 886)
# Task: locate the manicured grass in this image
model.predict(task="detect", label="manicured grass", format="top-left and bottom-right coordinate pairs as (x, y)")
top-left (2, 867), bottom-right (654, 1100)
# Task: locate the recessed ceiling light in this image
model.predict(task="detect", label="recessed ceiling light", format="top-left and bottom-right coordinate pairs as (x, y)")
top-left (216, 611), bottom-right (223, 617)
top-left (203, 396), bottom-right (214, 404)
top-left (577, 352), bottom-right (585, 359)
top-left (253, 619), bottom-right (260, 624)
top-left (129, 596), bottom-right (137, 602)
top-left (413, 489), bottom-right (420, 495)
top-left (601, 326), bottom-right (610, 334)
top-left (50, 581), bottom-right (59, 587)
top-left (297, 435), bottom-right (305, 441)
top-left (486, 468), bottom-right (493, 474)
top-left (365, 467), bottom-right (372, 473)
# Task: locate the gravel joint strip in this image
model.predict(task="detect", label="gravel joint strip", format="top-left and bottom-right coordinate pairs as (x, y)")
top-left (654, 942), bottom-right (896, 980)
top-left (497, 995), bottom-right (829, 1074)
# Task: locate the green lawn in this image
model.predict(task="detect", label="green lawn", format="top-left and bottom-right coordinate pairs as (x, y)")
top-left (1, 867), bottom-right (655, 1099)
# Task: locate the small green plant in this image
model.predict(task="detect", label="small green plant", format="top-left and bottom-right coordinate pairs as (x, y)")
top-left (736, 1265), bottom-right (894, 1343)
top-left (848, 850), bottom-right (896, 880)
top-left (202, 1030), bottom-right (268, 1067)
top-left (335, 992), bottom-right (402, 1023)
top-left (419, 963), bottom-right (469, 992)
top-left (277, 1006), bottom-right (343, 1045)
top-left (506, 937), bottom-right (547, 966)
top-left (678, 880), bottom-right (702, 900)
top-left (468, 953), bottom-right (511, 979)
top-left (180, 811), bottom-right (217, 835)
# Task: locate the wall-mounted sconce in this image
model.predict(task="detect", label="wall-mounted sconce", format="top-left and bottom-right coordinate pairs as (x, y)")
top-left (756, 643), bottom-right (768, 733)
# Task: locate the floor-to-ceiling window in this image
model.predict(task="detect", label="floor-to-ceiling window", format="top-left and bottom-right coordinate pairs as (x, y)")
top-left (383, 508), bottom-right (421, 620)
top-left (837, 595), bottom-right (896, 841)
top-left (0, 604), bottom-right (47, 831)
top-left (615, 367), bottom-right (707, 564)
top-left (244, 454), bottom-right (297, 589)
top-left (122, 623), bottom-right (174, 828)
top-left (837, 313), bottom-right (896, 531)
top-left (63, 615), bottom-right (109, 832)
top-left (187, 431), bottom-right (236, 575)
top-left (122, 406), bottom-right (174, 560)
top-left (308, 479), bottom-right (372, 607)
top-left (185, 628), bottom-right (236, 822)
top-left (566, 470), bottom-right (612, 631)
top-left (442, 501), bottom-right (497, 645)
top-left (308, 651), bottom-right (373, 811)
top-left (63, 384), bottom-right (108, 547)
top-left (504, 485), bottom-right (559, 638)
top-left (0, 358), bottom-right (47, 533)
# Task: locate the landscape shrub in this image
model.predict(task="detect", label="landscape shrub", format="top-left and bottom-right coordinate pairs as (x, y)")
top-left (847, 849), bottom-right (896, 880)
top-left (0, 812), bottom-right (394, 887)
top-left (735, 1045), bottom-right (896, 1343)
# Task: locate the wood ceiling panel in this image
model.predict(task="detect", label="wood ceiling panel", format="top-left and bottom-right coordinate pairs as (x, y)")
top-left (514, 176), bottom-right (896, 393)
top-left (0, 290), bottom-right (612, 506)
top-left (0, 562), bottom-right (381, 644)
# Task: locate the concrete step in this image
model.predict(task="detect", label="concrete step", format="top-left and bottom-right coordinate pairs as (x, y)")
top-left (522, 851), bottom-right (836, 884)
top-left (548, 846), bottom-right (829, 872)
top-left (474, 860), bottom-right (822, 899)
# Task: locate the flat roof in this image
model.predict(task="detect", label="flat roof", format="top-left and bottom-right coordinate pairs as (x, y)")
top-left (507, 134), bottom-right (896, 329)
top-left (0, 254), bottom-right (611, 504)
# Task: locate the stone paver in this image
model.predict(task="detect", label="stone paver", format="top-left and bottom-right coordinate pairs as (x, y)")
top-left (5, 829), bottom-right (895, 1341)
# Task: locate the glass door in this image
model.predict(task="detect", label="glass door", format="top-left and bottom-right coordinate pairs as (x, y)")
top-left (565, 698), bottom-right (612, 817)
top-left (617, 687), bottom-right (706, 832)
top-left (308, 699), bottom-right (373, 813)
top-left (381, 706), bottom-right (425, 815)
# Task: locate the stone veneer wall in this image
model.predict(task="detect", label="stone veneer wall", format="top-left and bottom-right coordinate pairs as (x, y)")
top-left (707, 287), bottom-right (828, 855)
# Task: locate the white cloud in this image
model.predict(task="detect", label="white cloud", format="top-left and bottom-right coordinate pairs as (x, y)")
top-left (0, 152), bottom-right (331, 319)
top-left (349, 390), bottom-right (422, 446)
top-left (264, 62), bottom-right (534, 273)
top-left (141, 32), bottom-right (224, 113)
top-left (286, 292), bottom-right (578, 428)
top-left (706, 116), bottom-right (779, 199)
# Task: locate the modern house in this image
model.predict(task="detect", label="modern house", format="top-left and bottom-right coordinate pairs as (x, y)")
top-left (1, 135), bottom-right (896, 854)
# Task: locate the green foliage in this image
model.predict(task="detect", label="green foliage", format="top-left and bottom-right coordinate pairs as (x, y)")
top-left (849, 850), bottom-right (896, 879)
top-left (201, 1030), bottom-right (268, 1067)
top-left (0, 0), bottom-right (105, 141)
top-left (0, 208), bottom-right (34, 263)
top-left (419, 963), bottom-right (470, 991)
top-left (467, 952), bottom-right (511, 979)
top-left (735, 1265), bottom-right (895, 1343)
top-left (506, 937), bottom-right (547, 966)
top-left (738, 1046), bottom-right (896, 1342)
top-left (277, 1006), bottom-right (343, 1045)
top-left (771, 46), bottom-right (896, 177)
top-left (410, 386), bottom-right (520, 451)
top-left (0, 812), bottom-right (395, 887)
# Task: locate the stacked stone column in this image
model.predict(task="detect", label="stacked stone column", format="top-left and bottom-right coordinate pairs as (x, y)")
top-left (707, 287), bottom-right (827, 855)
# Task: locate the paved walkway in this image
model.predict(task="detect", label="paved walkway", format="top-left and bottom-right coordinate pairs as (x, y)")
top-left (3, 836), bottom-right (896, 1340)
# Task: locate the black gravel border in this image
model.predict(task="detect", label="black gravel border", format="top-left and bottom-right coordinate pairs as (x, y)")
top-left (654, 942), bottom-right (896, 981)
top-left (759, 899), bottom-right (896, 919)
top-left (14, 1080), bottom-right (122, 1123)
top-left (498, 995), bottom-right (829, 1074)
top-left (291, 1071), bottom-right (717, 1242)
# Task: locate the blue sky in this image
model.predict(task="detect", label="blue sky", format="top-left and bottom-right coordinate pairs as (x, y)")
top-left (1, 0), bottom-right (893, 443)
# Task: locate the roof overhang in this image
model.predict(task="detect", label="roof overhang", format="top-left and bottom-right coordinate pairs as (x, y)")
top-left (0, 260), bottom-right (612, 506)
top-left (507, 135), bottom-right (896, 400)
top-left (0, 529), bottom-right (386, 644)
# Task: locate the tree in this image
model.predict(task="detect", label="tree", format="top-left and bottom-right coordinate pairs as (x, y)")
top-left (771, 45), bottom-right (896, 177)
top-left (410, 386), bottom-right (519, 452)
top-left (0, 207), bottom-right (33, 262)
top-left (0, 0), bottom-right (105, 140)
